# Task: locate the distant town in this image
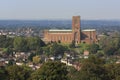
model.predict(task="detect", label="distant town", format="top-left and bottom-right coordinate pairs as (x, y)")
top-left (0, 19), bottom-right (120, 38)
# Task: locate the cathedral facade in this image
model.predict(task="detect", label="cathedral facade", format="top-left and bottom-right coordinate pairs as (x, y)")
top-left (44, 16), bottom-right (97, 44)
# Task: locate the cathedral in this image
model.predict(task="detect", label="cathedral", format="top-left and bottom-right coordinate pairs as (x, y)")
top-left (43, 16), bottom-right (97, 44)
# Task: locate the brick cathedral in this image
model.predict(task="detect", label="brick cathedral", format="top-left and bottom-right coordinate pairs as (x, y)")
top-left (44, 16), bottom-right (97, 44)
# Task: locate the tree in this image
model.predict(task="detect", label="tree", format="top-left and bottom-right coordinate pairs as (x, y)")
top-left (105, 63), bottom-right (120, 80)
top-left (3, 47), bottom-right (13, 56)
top-left (79, 56), bottom-right (109, 80)
top-left (14, 37), bottom-right (28, 52)
top-left (7, 59), bottom-right (15, 66)
top-left (0, 35), bottom-right (13, 48)
top-left (35, 47), bottom-right (43, 55)
top-left (42, 46), bottom-right (51, 56)
top-left (67, 66), bottom-right (80, 80)
top-left (58, 40), bottom-right (61, 43)
top-left (28, 53), bottom-right (36, 61)
top-left (89, 43), bottom-right (99, 54)
top-left (6, 65), bottom-right (32, 80)
top-left (44, 42), bottom-right (67, 56)
top-left (32, 55), bottom-right (41, 64)
top-left (0, 67), bottom-right (8, 80)
top-left (112, 37), bottom-right (120, 55)
top-left (69, 40), bottom-right (75, 48)
top-left (99, 33), bottom-right (120, 56)
top-left (27, 37), bottom-right (46, 51)
top-left (49, 43), bottom-right (68, 56)
top-left (30, 61), bottom-right (68, 80)
top-left (103, 45), bottom-right (116, 55)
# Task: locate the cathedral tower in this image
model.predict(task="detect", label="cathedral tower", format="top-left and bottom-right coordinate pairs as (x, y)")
top-left (72, 16), bottom-right (81, 44)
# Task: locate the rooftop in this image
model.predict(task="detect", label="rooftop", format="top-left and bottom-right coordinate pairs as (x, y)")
top-left (49, 29), bottom-right (72, 32)
top-left (82, 29), bottom-right (96, 31)
top-left (48, 29), bottom-right (96, 32)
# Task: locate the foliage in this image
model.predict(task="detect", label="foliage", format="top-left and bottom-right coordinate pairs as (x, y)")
top-left (35, 47), bottom-right (43, 55)
top-left (0, 67), bottom-right (8, 80)
top-left (43, 42), bottom-right (68, 56)
top-left (13, 36), bottom-right (46, 52)
top-left (42, 46), bottom-right (51, 56)
top-left (7, 59), bottom-right (15, 66)
top-left (99, 33), bottom-right (120, 56)
top-left (69, 40), bottom-right (75, 48)
top-left (32, 55), bottom-right (41, 64)
top-left (78, 56), bottom-right (109, 80)
top-left (28, 53), bottom-right (36, 61)
top-left (14, 37), bottom-right (28, 52)
top-left (67, 66), bottom-right (80, 80)
top-left (50, 43), bottom-right (68, 56)
top-left (6, 65), bottom-right (33, 80)
top-left (3, 48), bottom-right (13, 55)
top-left (89, 43), bottom-right (99, 54)
top-left (79, 43), bottom-right (90, 54)
top-left (30, 61), bottom-right (68, 80)
top-left (105, 63), bottom-right (120, 80)
top-left (1, 57), bottom-right (120, 80)
top-left (0, 35), bottom-right (13, 48)
top-left (27, 37), bottom-right (46, 50)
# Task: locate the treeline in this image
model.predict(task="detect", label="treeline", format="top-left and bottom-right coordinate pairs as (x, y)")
top-left (1, 32), bottom-right (120, 56)
top-left (0, 61), bottom-right (68, 80)
top-left (99, 33), bottom-right (120, 56)
top-left (0, 35), bottom-right (46, 52)
top-left (79, 32), bottom-right (120, 57)
top-left (0, 35), bottom-right (70, 58)
top-left (1, 56), bottom-right (120, 80)
top-left (68, 56), bottom-right (120, 80)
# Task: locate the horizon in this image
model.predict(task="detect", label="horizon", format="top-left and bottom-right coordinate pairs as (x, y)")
top-left (0, 19), bottom-right (120, 21)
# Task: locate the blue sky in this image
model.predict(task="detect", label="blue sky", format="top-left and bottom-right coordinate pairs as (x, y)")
top-left (0, 0), bottom-right (120, 20)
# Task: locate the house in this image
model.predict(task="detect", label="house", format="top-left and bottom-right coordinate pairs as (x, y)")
top-left (83, 50), bottom-right (89, 58)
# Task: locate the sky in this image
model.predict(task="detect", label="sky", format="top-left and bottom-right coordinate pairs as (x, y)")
top-left (0, 0), bottom-right (120, 20)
